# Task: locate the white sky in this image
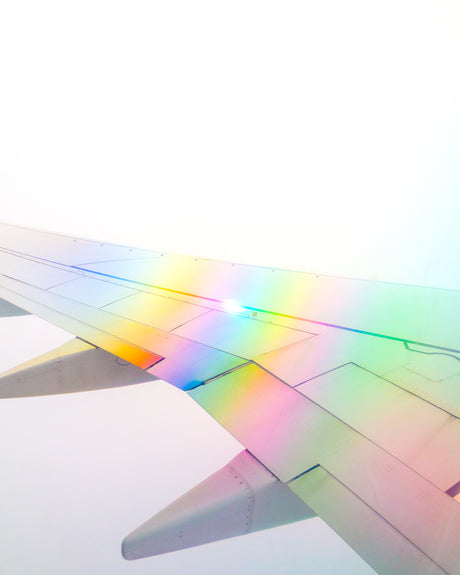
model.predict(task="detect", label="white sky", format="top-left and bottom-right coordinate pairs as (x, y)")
top-left (0, 1), bottom-right (459, 573)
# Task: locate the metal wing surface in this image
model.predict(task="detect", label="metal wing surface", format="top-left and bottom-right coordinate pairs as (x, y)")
top-left (0, 222), bottom-right (459, 575)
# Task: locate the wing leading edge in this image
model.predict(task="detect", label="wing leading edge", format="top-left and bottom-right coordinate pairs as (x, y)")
top-left (0, 223), bottom-right (459, 575)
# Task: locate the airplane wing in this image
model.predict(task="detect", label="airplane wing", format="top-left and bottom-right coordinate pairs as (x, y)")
top-left (0, 222), bottom-right (458, 575)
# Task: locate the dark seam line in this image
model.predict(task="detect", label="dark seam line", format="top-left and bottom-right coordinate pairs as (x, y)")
top-left (199, 361), bottom-right (252, 386)
top-left (287, 464), bottom-right (320, 484)
top-left (445, 480), bottom-right (460, 498)
top-left (0, 247), bottom-right (73, 268)
top-left (235, 362), bottom-right (458, 491)
top-left (46, 278), bottom-right (80, 290)
top-left (261, 355), bottom-right (457, 419)
top-left (100, 293), bottom-right (138, 309)
top-left (240, 450), bottom-right (281, 481)
top-left (75, 337), bottom-right (97, 349)
top-left (404, 341), bottom-right (460, 362)
top-left (146, 356), bottom-right (164, 369)
top-left (293, 363), bottom-right (354, 387)
top-left (355, 363), bottom-right (459, 419)
top-left (190, 357), bottom-right (417, 482)
top-left (0, 274), bottom-right (75, 292)
top-left (71, 265), bottom-right (224, 304)
top-left (2, 272), bottom-right (246, 363)
top-left (316, 465), bottom-right (451, 574)
top-left (169, 309), bottom-right (214, 332)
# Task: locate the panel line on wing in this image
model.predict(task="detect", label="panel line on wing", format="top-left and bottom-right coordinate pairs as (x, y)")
top-left (0, 246), bottom-right (69, 268)
top-left (289, 465), bottom-right (450, 575)
top-left (318, 464), bottom-right (452, 574)
top-left (2, 245), bottom-right (459, 354)
top-left (201, 361), bottom-right (252, 386)
top-left (1, 273), bottom-right (77, 292)
top-left (354, 363), bottom-right (460, 420)
top-left (291, 362), bottom-right (355, 387)
top-left (166, 309), bottom-right (214, 332)
top-left (287, 358), bottom-right (460, 420)
top-left (70, 264), bottom-right (224, 303)
top-left (404, 341), bottom-right (460, 363)
top-left (0, 282), bottom-right (163, 370)
top-left (68, 265), bottom-right (460, 355)
top-left (191, 361), bottom-right (459, 492)
top-left (0, 272), bottom-right (243, 362)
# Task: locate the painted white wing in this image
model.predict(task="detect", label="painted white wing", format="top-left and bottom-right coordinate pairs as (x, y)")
top-left (0, 223), bottom-right (459, 575)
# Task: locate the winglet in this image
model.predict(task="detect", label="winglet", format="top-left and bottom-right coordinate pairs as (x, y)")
top-left (122, 449), bottom-right (315, 560)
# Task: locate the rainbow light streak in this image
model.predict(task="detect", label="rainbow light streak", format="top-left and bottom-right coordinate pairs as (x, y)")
top-left (190, 363), bottom-right (460, 574)
top-left (0, 275), bottom-right (163, 371)
top-left (172, 310), bottom-right (310, 360)
top-left (1, 226), bottom-right (459, 399)
top-left (0, 224), bottom-right (459, 572)
top-left (189, 363), bottom-right (343, 482)
top-left (72, 258), bottom-right (460, 352)
top-left (297, 363), bottom-right (460, 490)
top-left (1, 221), bottom-right (459, 353)
top-left (190, 361), bottom-right (459, 491)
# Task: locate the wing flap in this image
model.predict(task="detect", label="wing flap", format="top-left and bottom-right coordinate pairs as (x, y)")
top-left (255, 331), bottom-right (460, 419)
top-left (0, 338), bottom-right (156, 398)
top-left (0, 279), bottom-right (162, 369)
top-left (0, 262), bottom-right (246, 387)
top-left (297, 363), bottom-right (460, 488)
top-left (254, 330), bottom-right (410, 386)
top-left (190, 364), bottom-right (460, 574)
top-left (289, 466), bottom-right (446, 575)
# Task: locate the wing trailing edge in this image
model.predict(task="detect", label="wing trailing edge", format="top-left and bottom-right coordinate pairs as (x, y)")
top-left (122, 449), bottom-right (315, 560)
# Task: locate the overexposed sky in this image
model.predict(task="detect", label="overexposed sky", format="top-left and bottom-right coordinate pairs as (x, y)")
top-left (1, 0), bottom-right (459, 287)
top-left (0, 1), bottom-right (459, 574)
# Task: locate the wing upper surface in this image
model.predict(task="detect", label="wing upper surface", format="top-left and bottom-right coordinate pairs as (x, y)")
top-left (0, 222), bottom-right (459, 575)
top-left (1, 222), bottom-right (459, 351)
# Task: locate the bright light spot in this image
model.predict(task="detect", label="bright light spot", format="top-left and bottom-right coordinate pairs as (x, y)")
top-left (222, 299), bottom-right (245, 314)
